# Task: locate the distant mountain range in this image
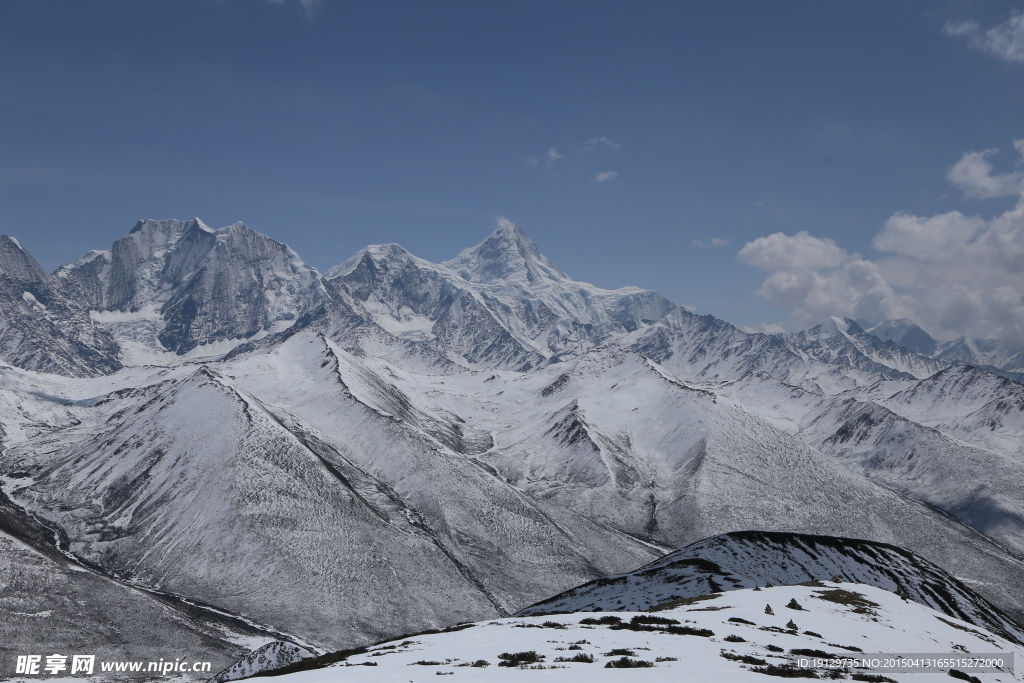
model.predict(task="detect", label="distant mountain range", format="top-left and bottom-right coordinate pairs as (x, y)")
top-left (862, 317), bottom-right (1024, 381)
top-left (2, 218), bottom-right (1023, 679)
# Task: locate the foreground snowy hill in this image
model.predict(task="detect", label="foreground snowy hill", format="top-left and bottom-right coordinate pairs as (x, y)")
top-left (519, 531), bottom-right (1024, 646)
top-left (219, 583), bottom-right (1022, 683)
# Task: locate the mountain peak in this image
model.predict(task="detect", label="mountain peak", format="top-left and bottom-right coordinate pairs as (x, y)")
top-left (443, 218), bottom-right (569, 285)
top-left (324, 243), bottom-right (415, 280)
top-left (867, 318), bottom-right (937, 356)
top-left (218, 221), bottom-right (248, 235)
top-left (491, 216), bottom-right (528, 240)
top-left (0, 235), bottom-right (49, 285)
top-left (817, 316), bottom-right (860, 336)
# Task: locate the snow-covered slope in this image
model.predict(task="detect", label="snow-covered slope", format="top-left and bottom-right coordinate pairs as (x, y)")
top-left (626, 312), bottom-right (944, 392)
top-left (876, 365), bottom-right (1024, 454)
top-left (802, 392), bottom-right (1024, 557)
top-left (518, 531), bottom-right (1024, 645)
top-left (0, 336), bottom-right (666, 654)
top-left (229, 583), bottom-right (1022, 683)
top-left (1, 364), bottom-right (507, 651)
top-left (0, 487), bottom-right (287, 680)
top-left (221, 339), bottom-right (1024, 627)
top-left (208, 642), bottom-right (318, 683)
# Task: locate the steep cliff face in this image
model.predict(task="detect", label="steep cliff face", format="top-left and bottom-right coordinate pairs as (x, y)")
top-left (54, 219), bottom-right (328, 360)
top-left (0, 235), bottom-right (121, 376)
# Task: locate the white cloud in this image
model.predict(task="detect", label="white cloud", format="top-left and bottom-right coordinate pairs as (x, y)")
top-left (584, 137), bottom-right (621, 151)
top-left (738, 141), bottom-right (1024, 342)
top-left (738, 233), bottom-right (903, 328)
top-left (947, 147), bottom-right (1024, 198)
top-left (944, 12), bottom-right (1024, 63)
top-left (526, 157), bottom-right (540, 168)
top-left (738, 231), bottom-right (845, 271)
top-left (594, 171), bottom-right (618, 183)
top-left (692, 238), bottom-right (730, 248)
top-left (545, 148), bottom-right (563, 168)
top-left (873, 211), bottom-right (985, 261)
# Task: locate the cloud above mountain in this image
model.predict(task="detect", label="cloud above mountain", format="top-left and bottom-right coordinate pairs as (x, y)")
top-left (738, 232), bottom-right (905, 330)
top-left (740, 140), bottom-right (1024, 342)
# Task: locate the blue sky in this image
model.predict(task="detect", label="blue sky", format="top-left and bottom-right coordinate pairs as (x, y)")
top-left (2, 1), bottom-right (1024, 339)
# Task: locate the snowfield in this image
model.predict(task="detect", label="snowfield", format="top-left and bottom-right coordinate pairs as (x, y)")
top-left (241, 584), bottom-right (1022, 683)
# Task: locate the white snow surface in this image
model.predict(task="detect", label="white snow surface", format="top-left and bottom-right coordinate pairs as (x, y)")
top-left (256, 584), bottom-right (1023, 683)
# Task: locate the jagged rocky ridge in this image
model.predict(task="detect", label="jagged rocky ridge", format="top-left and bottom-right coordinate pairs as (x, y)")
top-left (2, 218), bottom-right (1024, 678)
top-left (867, 317), bottom-right (1024, 373)
top-left (0, 236), bottom-right (121, 376)
top-left (0, 218), bottom-right (960, 384)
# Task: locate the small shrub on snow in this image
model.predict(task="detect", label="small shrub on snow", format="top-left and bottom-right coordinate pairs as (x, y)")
top-left (604, 657), bottom-right (654, 668)
top-left (554, 653), bottom-right (595, 663)
top-left (497, 651), bottom-right (544, 667)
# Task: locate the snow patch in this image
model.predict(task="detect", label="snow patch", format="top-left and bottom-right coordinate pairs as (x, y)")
top-left (22, 291), bottom-right (45, 309)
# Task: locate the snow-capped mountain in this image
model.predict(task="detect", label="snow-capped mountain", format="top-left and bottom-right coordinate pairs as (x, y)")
top-left (2, 218), bottom-right (952, 386)
top-left (865, 317), bottom-right (1024, 374)
top-left (936, 336), bottom-right (1024, 373)
top-left (866, 318), bottom-right (938, 356)
top-left (56, 218), bottom-right (328, 363)
top-left (325, 219), bottom-right (677, 370)
top-left (0, 236), bottom-right (121, 376)
top-left (3, 217), bottom-right (1024, 679)
top-left (784, 317), bottom-right (947, 382)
